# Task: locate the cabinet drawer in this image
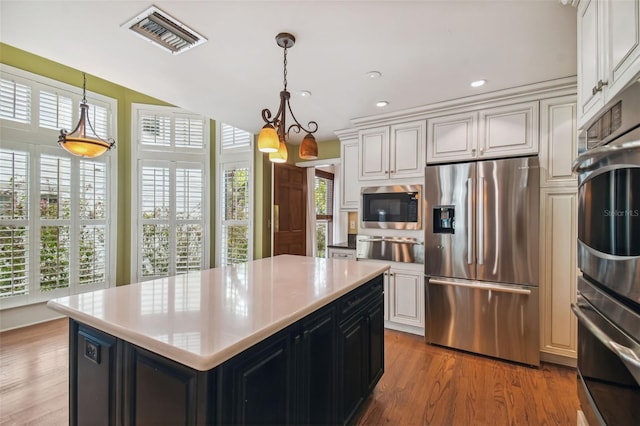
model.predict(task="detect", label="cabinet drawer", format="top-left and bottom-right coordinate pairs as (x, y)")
top-left (338, 275), bottom-right (384, 323)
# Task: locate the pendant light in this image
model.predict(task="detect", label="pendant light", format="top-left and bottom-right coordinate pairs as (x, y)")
top-left (58, 73), bottom-right (115, 158)
top-left (258, 32), bottom-right (319, 161)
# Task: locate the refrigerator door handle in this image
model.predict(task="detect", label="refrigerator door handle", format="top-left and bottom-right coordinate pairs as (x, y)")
top-left (467, 177), bottom-right (473, 265)
top-left (477, 176), bottom-right (484, 265)
top-left (429, 278), bottom-right (532, 295)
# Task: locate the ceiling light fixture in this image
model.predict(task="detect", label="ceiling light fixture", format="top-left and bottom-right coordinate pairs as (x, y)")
top-left (470, 79), bottom-right (487, 88)
top-left (258, 32), bottom-right (319, 162)
top-left (366, 71), bottom-right (382, 79)
top-left (375, 101), bottom-right (389, 107)
top-left (58, 73), bottom-right (115, 158)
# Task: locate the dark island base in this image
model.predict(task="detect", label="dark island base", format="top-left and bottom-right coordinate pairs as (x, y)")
top-left (69, 274), bottom-right (384, 425)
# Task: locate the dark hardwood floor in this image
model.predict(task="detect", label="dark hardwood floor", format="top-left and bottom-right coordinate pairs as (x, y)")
top-left (0, 319), bottom-right (579, 425)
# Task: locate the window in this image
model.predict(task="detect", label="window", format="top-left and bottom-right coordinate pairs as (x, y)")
top-left (315, 170), bottom-right (334, 258)
top-left (131, 104), bottom-right (209, 282)
top-left (217, 123), bottom-right (253, 266)
top-left (0, 65), bottom-right (117, 308)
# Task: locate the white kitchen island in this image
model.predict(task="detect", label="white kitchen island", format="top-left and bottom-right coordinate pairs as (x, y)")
top-left (48, 255), bottom-right (389, 426)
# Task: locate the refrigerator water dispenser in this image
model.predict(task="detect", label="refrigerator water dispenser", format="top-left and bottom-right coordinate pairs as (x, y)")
top-left (434, 206), bottom-right (455, 234)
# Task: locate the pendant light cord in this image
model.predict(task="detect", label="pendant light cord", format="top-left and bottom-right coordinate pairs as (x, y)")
top-left (81, 73), bottom-right (87, 104)
top-left (283, 45), bottom-right (288, 92)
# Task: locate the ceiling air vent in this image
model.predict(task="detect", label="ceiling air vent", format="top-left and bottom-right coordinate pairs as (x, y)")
top-left (123, 6), bottom-right (207, 55)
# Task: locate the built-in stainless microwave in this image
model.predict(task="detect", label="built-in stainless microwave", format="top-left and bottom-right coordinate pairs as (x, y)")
top-left (361, 185), bottom-right (421, 230)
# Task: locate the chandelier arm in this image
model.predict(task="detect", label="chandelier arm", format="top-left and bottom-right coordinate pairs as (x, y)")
top-left (84, 108), bottom-right (116, 146)
top-left (285, 100), bottom-right (318, 135)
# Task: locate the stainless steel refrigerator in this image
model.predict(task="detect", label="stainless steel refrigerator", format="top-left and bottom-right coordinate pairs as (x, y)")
top-left (424, 156), bottom-right (540, 366)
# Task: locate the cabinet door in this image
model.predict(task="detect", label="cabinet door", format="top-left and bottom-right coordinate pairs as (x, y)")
top-left (578, 0), bottom-right (605, 126)
top-left (220, 331), bottom-right (292, 425)
top-left (299, 307), bottom-right (337, 425)
top-left (123, 344), bottom-right (210, 425)
top-left (388, 269), bottom-right (424, 328)
top-left (479, 101), bottom-right (539, 158)
top-left (70, 321), bottom-right (118, 426)
top-left (539, 188), bottom-right (578, 359)
top-left (539, 96), bottom-right (578, 187)
top-left (389, 121), bottom-right (425, 179)
top-left (365, 297), bottom-right (384, 393)
top-left (605, 0), bottom-right (640, 96)
top-left (359, 127), bottom-right (389, 180)
top-left (337, 315), bottom-right (366, 424)
top-left (340, 139), bottom-right (359, 209)
top-left (426, 111), bottom-right (478, 163)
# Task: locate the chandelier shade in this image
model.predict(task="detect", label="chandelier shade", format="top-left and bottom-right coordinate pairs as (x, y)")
top-left (258, 32), bottom-right (318, 163)
top-left (269, 138), bottom-right (288, 163)
top-left (299, 133), bottom-right (318, 160)
top-left (258, 124), bottom-right (279, 152)
top-left (58, 73), bottom-right (115, 158)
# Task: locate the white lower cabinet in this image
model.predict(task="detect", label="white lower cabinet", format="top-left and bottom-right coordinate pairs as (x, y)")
top-left (384, 266), bottom-right (424, 334)
top-left (539, 187), bottom-right (578, 363)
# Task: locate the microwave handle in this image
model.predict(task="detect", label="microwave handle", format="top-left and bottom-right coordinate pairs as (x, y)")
top-left (571, 302), bottom-right (640, 384)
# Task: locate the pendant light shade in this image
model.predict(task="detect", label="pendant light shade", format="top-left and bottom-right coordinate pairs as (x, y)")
top-left (269, 139), bottom-right (288, 163)
top-left (58, 73), bottom-right (115, 158)
top-left (258, 123), bottom-right (279, 153)
top-left (298, 133), bottom-right (318, 160)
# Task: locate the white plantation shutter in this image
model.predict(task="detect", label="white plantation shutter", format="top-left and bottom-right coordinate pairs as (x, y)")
top-left (0, 149), bottom-right (30, 297)
top-left (0, 78), bottom-right (31, 124)
top-left (38, 90), bottom-right (73, 131)
top-left (175, 116), bottom-right (205, 148)
top-left (0, 65), bottom-right (117, 309)
top-left (220, 165), bottom-right (250, 265)
top-left (132, 104), bottom-right (209, 281)
top-left (221, 123), bottom-right (251, 152)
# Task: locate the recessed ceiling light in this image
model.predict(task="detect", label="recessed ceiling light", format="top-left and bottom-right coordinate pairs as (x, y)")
top-left (470, 79), bottom-right (487, 88)
top-left (366, 71), bottom-right (382, 79)
top-left (298, 90), bottom-right (312, 98)
top-left (375, 101), bottom-right (389, 107)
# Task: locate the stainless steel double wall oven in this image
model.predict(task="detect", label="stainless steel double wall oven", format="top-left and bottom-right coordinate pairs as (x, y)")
top-left (572, 82), bottom-right (640, 425)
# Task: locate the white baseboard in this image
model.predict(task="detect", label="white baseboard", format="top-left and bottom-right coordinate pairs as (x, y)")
top-left (384, 321), bottom-right (424, 336)
top-left (540, 351), bottom-right (577, 368)
top-left (0, 302), bottom-right (64, 332)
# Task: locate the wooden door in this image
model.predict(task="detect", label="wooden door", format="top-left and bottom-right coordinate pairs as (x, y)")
top-left (273, 163), bottom-right (306, 256)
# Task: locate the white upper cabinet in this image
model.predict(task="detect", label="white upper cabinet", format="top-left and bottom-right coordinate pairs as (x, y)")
top-left (359, 121), bottom-right (425, 181)
top-left (340, 137), bottom-right (359, 210)
top-left (479, 101), bottom-right (539, 158)
top-left (427, 101), bottom-right (539, 164)
top-left (539, 96), bottom-right (578, 187)
top-left (426, 111), bottom-right (478, 163)
top-left (578, 0), bottom-right (640, 128)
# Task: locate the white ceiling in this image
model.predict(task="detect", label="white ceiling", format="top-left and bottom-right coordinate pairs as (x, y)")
top-left (0, 0), bottom-right (577, 143)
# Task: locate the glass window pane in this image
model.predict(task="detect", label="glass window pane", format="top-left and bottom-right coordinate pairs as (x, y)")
top-left (79, 225), bottom-right (106, 286)
top-left (40, 225), bottom-right (70, 291)
top-left (39, 90), bottom-right (73, 131)
top-left (140, 114), bottom-right (171, 147)
top-left (79, 160), bottom-right (107, 220)
top-left (0, 149), bottom-right (29, 220)
top-left (141, 224), bottom-right (169, 278)
top-left (223, 168), bottom-right (249, 221)
top-left (221, 224), bottom-right (248, 266)
top-left (176, 224), bottom-right (202, 273)
top-left (0, 226), bottom-right (29, 297)
top-left (175, 116), bottom-right (205, 149)
top-left (176, 168), bottom-right (202, 220)
top-left (141, 166), bottom-right (170, 220)
top-left (40, 155), bottom-right (71, 219)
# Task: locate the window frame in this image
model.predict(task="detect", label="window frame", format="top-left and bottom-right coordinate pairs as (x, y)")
top-left (130, 103), bottom-right (210, 283)
top-left (0, 64), bottom-right (118, 310)
top-left (215, 123), bottom-right (254, 267)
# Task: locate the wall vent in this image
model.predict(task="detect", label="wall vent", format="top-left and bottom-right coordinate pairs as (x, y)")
top-left (123, 6), bottom-right (207, 55)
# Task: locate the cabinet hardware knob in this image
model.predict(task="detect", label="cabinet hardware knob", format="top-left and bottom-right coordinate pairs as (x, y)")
top-left (471, 148), bottom-right (476, 155)
top-left (592, 79), bottom-right (609, 95)
top-left (480, 148), bottom-right (484, 155)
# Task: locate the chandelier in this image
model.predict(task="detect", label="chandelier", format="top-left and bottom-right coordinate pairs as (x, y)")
top-left (58, 73), bottom-right (115, 158)
top-left (258, 32), bottom-right (318, 163)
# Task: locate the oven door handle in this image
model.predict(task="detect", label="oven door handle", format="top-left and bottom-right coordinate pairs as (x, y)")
top-left (572, 303), bottom-right (640, 384)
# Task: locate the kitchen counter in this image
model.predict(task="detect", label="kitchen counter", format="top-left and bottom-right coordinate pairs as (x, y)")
top-left (47, 254), bottom-right (388, 371)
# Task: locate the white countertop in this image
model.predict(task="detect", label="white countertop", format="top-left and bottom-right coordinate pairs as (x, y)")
top-left (47, 255), bottom-right (389, 371)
